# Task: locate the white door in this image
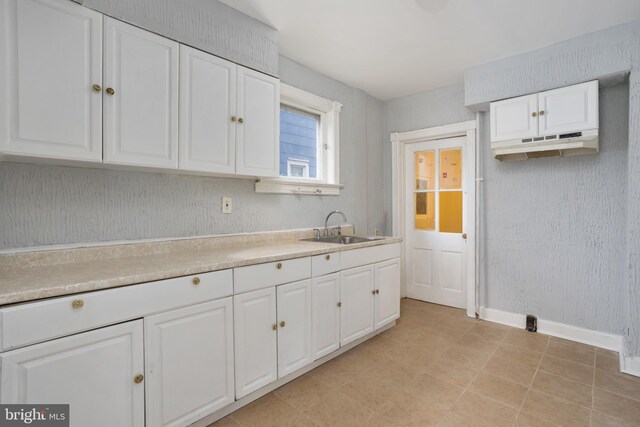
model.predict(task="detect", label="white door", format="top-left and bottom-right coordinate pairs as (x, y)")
top-left (374, 258), bottom-right (401, 330)
top-left (234, 287), bottom-right (277, 398)
top-left (490, 94), bottom-right (538, 142)
top-left (277, 279), bottom-right (312, 377)
top-left (0, 320), bottom-right (144, 427)
top-left (236, 66), bottom-right (279, 177)
top-left (145, 298), bottom-right (234, 427)
top-left (179, 45), bottom-right (237, 174)
top-left (103, 17), bottom-right (179, 168)
top-left (0, 0), bottom-right (102, 161)
top-left (405, 136), bottom-right (468, 308)
top-left (340, 265), bottom-right (374, 345)
top-left (312, 273), bottom-right (340, 360)
top-left (538, 80), bottom-right (598, 136)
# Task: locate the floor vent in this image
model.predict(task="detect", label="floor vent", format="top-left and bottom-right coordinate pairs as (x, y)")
top-left (526, 314), bottom-right (538, 332)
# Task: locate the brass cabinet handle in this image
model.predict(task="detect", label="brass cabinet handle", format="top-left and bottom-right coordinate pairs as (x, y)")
top-left (92, 84), bottom-right (102, 93)
top-left (192, 277), bottom-right (200, 285)
top-left (531, 112), bottom-right (537, 117)
top-left (280, 321), bottom-right (286, 328)
top-left (134, 374), bottom-right (144, 384)
top-left (71, 299), bottom-right (84, 309)
top-left (105, 87), bottom-right (115, 95)
top-left (539, 110), bottom-right (545, 116)
top-left (325, 254), bottom-right (331, 261)
top-left (231, 115), bottom-right (237, 122)
top-left (337, 302), bottom-right (342, 308)
top-left (238, 117), bottom-right (244, 124)
top-left (272, 324), bottom-right (277, 331)
top-left (276, 262), bottom-right (283, 270)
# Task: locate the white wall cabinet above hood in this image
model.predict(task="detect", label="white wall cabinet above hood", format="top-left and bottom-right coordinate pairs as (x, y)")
top-left (490, 80), bottom-right (599, 161)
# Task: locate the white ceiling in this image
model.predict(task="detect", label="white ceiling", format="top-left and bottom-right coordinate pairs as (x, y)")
top-left (219, 0), bottom-right (640, 100)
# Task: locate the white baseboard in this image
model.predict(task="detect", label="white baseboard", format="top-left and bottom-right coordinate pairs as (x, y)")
top-left (478, 306), bottom-right (640, 378)
top-left (623, 356), bottom-right (640, 377)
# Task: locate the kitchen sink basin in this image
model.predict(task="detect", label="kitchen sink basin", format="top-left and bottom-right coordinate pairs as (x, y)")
top-left (301, 235), bottom-right (383, 245)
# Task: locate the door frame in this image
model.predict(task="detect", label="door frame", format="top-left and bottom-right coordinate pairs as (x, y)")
top-left (391, 120), bottom-right (478, 317)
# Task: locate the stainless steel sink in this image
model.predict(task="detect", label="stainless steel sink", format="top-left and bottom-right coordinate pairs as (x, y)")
top-left (301, 235), bottom-right (383, 245)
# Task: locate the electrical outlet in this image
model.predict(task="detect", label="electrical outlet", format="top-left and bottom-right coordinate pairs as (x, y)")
top-left (222, 197), bottom-right (232, 214)
top-left (374, 228), bottom-right (380, 236)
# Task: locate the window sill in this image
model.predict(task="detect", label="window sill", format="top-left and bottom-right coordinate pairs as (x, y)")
top-left (255, 179), bottom-right (343, 195)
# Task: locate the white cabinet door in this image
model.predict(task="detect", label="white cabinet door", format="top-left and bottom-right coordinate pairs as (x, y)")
top-left (490, 94), bottom-right (538, 142)
top-left (145, 298), bottom-right (234, 427)
top-left (0, 320), bottom-right (144, 427)
top-left (538, 80), bottom-right (598, 136)
top-left (103, 17), bottom-right (178, 168)
top-left (277, 279), bottom-right (312, 377)
top-left (339, 265), bottom-right (374, 346)
top-left (312, 273), bottom-right (340, 360)
top-left (236, 66), bottom-right (279, 177)
top-left (179, 46), bottom-right (236, 174)
top-left (0, 0), bottom-right (102, 161)
top-left (234, 287), bottom-right (278, 398)
top-left (374, 258), bottom-right (401, 330)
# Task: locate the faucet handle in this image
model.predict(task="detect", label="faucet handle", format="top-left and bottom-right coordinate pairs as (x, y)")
top-left (313, 228), bottom-right (321, 240)
top-left (337, 225), bottom-right (342, 235)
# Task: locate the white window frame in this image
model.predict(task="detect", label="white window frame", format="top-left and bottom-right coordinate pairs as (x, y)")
top-left (255, 84), bottom-right (343, 196)
top-left (287, 158), bottom-right (310, 178)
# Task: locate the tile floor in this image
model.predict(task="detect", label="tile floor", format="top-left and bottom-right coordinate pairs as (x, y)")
top-left (210, 298), bottom-right (640, 427)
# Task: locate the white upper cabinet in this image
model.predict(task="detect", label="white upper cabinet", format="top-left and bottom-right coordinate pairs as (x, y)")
top-left (179, 46), bottom-right (236, 174)
top-left (145, 298), bottom-right (234, 427)
top-left (490, 81), bottom-right (599, 143)
top-left (0, 320), bottom-right (145, 427)
top-left (538, 81), bottom-right (598, 136)
top-left (236, 66), bottom-right (280, 177)
top-left (0, 0), bottom-right (103, 161)
top-left (490, 94), bottom-right (538, 142)
top-left (277, 279), bottom-right (313, 377)
top-left (103, 17), bottom-right (179, 168)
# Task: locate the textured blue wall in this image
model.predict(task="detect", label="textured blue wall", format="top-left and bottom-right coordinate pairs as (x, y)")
top-left (279, 109), bottom-right (317, 177)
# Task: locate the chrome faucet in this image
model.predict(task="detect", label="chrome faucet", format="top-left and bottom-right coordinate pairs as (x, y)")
top-left (324, 210), bottom-right (348, 237)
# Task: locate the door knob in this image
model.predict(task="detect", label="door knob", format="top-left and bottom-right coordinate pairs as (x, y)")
top-left (462, 233), bottom-right (467, 240)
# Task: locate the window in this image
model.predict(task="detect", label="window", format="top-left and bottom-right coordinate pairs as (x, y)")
top-left (255, 84), bottom-right (342, 195)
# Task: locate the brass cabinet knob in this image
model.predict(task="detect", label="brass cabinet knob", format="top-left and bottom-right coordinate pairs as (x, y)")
top-left (280, 321), bottom-right (286, 328)
top-left (372, 290), bottom-right (376, 295)
top-left (276, 262), bottom-right (283, 270)
top-left (539, 110), bottom-right (545, 116)
top-left (106, 87), bottom-right (115, 95)
top-left (71, 299), bottom-right (84, 309)
top-left (92, 84), bottom-right (102, 93)
top-left (134, 374), bottom-right (144, 384)
top-left (231, 115), bottom-right (237, 122)
top-left (325, 254), bottom-right (331, 261)
top-left (462, 233), bottom-right (467, 240)
top-left (192, 277), bottom-right (200, 285)
top-left (238, 117), bottom-right (244, 124)
top-left (337, 302), bottom-right (342, 308)
top-left (376, 289), bottom-right (380, 294)
top-left (531, 112), bottom-right (537, 117)
top-left (272, 324), bottom-right (278, 331)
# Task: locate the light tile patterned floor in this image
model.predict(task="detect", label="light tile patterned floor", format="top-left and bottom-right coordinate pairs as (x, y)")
top-left (210, 298), bottom-right (640, 427)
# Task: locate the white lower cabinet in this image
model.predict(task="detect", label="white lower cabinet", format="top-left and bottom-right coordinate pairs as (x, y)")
top-left (277, 279), bottom-right (313, 377)
top-left (145, 298), bottom-right (234, 427)
top-left (0, 320), bottom-right (145, 427)
top-left (233, 287), bottom-right (278, 399)
top-left (374, 258), bottom-right (401, 330)
top-left (312, 273), bottom-right (341, 360)
top-left (340, 265), bottom-right (375, 346)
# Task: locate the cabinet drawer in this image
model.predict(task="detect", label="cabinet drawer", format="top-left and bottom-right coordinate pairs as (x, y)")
top-left (312, 252), bottom-right (340, 277)
top-left (340, 244), bottom-right (401, 270)
top-left (234, 257), bottom-right (311, 294)
top-left (0, 269), bottom-right (232, 351)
